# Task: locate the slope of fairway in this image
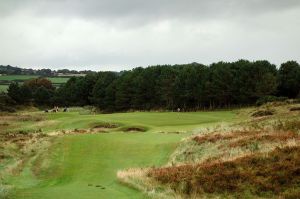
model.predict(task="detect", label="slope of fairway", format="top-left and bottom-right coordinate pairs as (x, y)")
top-left (7, 111), bottom-right (236, 199)
top-left (12, 133), bottom-right (184, 199)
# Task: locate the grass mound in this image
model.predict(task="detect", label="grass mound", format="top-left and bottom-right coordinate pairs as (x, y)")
top-left (148, 146), bottom-right (300, 198)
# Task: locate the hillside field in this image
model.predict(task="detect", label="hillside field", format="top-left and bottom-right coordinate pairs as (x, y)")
top-left (0, 75), bottom-right (69, 92)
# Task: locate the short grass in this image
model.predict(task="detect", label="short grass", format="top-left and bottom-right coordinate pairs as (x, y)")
top-left (1, 110), bottom-right (236, 199)
top-left (9, 133), bottom-right (183, 199)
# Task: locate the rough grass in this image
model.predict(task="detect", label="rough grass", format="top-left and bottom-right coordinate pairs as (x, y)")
top-left (251, 109), bottom-right (274, 117)
top-left (168, 126), bottom-right (300, 166)
top-left (0, 130), bottom-right (52, 199)
top-left (192, 129), bottom-right (299, 149)
top-left (274, 119), bottom-right (300, 132)
top-left (148, 146), bottom-right (300, 198)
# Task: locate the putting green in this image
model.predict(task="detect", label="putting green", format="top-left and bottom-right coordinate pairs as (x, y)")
top-left (8, 111), bottom-right (236, 199)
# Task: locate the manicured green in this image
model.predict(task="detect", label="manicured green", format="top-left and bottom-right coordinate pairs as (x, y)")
top-left (7, 110), bottom-right (236, 199)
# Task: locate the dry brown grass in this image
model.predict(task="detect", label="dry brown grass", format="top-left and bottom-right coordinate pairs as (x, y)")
top-left (227, 131), bottom-right (299, 148)
top-left (193, 133), bottom-right (236, 144)
top-left (274, 119), bottom-right (300, 132)
top-left (148, 146), bottom-right (300, 198)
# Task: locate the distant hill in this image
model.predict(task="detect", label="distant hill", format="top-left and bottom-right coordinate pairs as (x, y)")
top-left (0, 65), bottom-right (95, 76)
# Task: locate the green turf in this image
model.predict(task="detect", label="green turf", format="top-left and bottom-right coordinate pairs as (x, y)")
top-left (6, 110), bottom-right (236, 199)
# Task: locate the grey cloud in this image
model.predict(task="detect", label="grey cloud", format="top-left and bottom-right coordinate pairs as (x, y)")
top-left (1, 0), bottom-right (300, 21)
top-left (0, 0), bottom-right (299, 70)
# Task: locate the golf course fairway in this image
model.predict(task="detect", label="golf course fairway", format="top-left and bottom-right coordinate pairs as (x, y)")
top-left (7, 111), bottom-right (236, 199)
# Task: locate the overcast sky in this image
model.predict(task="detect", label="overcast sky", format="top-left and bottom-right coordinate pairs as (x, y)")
top-left (0, 0), bottom-right (299, 71)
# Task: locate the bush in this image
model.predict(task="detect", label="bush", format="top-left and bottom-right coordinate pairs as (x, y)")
top-left (256, 96), bottom-right (288, 106)
top-left (0, 93), bottom-right (16, 112)
top-left (0, 104), bottom-right (16, 112)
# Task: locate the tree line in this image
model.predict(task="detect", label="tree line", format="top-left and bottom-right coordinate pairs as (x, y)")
top-left (3, 60), bottom-right (300, 112)
top-left (0, 65), bottom-right (94, 76)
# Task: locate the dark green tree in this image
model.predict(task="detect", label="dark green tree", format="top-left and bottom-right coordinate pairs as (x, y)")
top-left (277, 61), bottom-right (300, 98)
top-left (91, 72), bottom-right (118, 109)
top-left (34, 86), bottom-right (53, 105)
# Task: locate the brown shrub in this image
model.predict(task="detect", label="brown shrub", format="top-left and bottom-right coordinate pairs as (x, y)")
top-left (193, 130), bottom-right (262, 145)
top-left (148, 146), bottom-right (300, 197)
